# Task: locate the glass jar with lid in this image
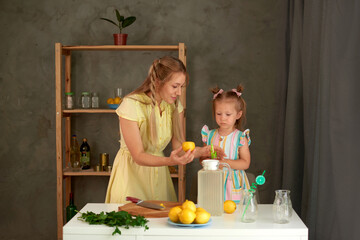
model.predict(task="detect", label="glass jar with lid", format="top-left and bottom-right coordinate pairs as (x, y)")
top-left (81, 92), bottom-right (91, 108)
top-left (65, 92), bottom-right (74, 109)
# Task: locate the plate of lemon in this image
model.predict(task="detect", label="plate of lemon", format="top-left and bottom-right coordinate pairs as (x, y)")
top-left (167, 218), bottom-right (212, 227)
top-left (167, 200), bottom-right (212, 227)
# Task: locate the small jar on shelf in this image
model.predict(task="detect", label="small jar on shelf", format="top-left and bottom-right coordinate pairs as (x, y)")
top-left (65, 92), bottom-right (75, 109)
top-left (91, 92), bottom-right (99, 108)
top-left (81, 92), bottom-right (91, 108)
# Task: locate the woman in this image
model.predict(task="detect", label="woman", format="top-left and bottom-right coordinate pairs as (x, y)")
top-left (105, 56), bottom-right (225, 203)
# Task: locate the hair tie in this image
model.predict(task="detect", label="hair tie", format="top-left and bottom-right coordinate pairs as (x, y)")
top-left (231, 88), bottom-right (242, 97)
top-left (213, 89), bottom-right (224, 99)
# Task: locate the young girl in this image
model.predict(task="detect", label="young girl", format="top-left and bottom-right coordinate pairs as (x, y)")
top-left (200, 85), bottom-right (251, 203)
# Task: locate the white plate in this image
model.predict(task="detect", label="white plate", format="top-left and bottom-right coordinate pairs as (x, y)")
top-left (167, 218), bottom-right (212, 227)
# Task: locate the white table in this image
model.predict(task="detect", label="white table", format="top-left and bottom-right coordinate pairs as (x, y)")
top-left (63, 203), bottom-right (308, 240)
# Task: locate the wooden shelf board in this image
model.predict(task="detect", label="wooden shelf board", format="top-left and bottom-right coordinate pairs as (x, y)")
top-left (62, 45), bottom-right (179, 51)
top-left (63, 109), bottom-right (116, 114)
top-left (63, 168), bottom-right (111, 176)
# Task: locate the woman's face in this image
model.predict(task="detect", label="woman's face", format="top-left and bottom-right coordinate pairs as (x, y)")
top-left (158, 72), bottom-right (186, 104)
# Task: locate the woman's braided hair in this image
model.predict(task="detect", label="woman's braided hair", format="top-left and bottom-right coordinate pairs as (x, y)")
top-left (130, 56), bottom-right (189, 143)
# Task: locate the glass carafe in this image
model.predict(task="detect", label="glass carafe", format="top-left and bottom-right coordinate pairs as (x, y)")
top-left (273, 189), bottom-right (293, 223)
top-left (197, 160), bottom-right (231, 216)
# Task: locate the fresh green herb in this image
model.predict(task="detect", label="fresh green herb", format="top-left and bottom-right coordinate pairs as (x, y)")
top-left (77, 210), bottom-right (149, 235)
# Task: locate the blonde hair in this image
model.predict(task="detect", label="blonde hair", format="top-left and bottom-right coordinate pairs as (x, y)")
top-left (129, 56), bottom-right (189, 143)
top-left (211, 84), bottom-right (247, 131)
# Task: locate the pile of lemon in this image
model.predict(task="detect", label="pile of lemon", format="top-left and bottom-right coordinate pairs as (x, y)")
top-left (168, 200), bottom-right (211, 224)
top-left (106, 96), bottom-right (122, 105)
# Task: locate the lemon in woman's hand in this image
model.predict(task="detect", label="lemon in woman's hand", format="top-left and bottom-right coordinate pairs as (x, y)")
top-left (182, 141), bottom-right (195, 152)
top-left (181, 199), bottom-right (196, 212)
top-left (178, 208), bottom-right (196, 224)
top-left (168, 206), bottom-right (182, 223)
top-left (194, 210), bottom-right (211, 224)
top-left (224, 200), bottom-right (237, 214)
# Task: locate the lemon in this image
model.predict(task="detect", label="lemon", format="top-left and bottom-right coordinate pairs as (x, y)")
top-left (182, 200), bottom-right (196, 212)
top-left (224, 200), bottom-right (236, 214)
top-left (178, 208), bottom-right (196, 224)
top-left (107, 98), bottom-right (114, 104)
top-left (114, 96), bottom-right (122, 104)
top-left (182, 141), bottom-right (195, 152)
top-left (168, 206), bottom-right (182, 223)
top-left (194, 210), bottom-right (211, 224)
top-left (195, 207), bottom-right (207, 213)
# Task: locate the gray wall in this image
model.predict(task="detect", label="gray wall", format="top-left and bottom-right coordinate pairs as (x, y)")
top-left (0, 0), bottom-right (286, 239)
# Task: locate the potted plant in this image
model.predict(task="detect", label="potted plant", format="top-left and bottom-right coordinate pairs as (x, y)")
top-left (100, 9), bottom-right (136, 45)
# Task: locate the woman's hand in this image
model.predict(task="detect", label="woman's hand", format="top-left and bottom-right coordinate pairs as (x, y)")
top-left (170, 146), bottom-right (194, 165)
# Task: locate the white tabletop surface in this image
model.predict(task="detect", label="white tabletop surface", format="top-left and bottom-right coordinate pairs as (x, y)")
top-left (63, 203), bottom-right (308, 240)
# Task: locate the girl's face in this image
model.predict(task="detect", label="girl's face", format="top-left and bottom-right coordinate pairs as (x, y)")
top-left (214, 99), bottom-right (242, 131)
top-left (158, 72), bottom-right (186, 104)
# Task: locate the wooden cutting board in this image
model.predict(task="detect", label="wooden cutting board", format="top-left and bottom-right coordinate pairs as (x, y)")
top-left (118, 200), bottom-right (181, 218)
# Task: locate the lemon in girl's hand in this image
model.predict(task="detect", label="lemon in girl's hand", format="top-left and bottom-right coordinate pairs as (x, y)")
top-left (181, 199), bottom-right (196, 212)
top-left (178, 208), bottom-right (196, 224)
top-left (168, 206), bottom-right (182, 223)
top-left (182, 141), bottom-right (195, 152)
top-left (224, 200), bottom-right (237, 214)
top-left (194, 210), bottom-right (211, 224)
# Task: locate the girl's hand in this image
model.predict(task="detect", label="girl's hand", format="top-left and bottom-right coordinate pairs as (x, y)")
top-left (170, 146), bottom-right (194, 165)
top-left (195, 145), bottom-right (226, 160)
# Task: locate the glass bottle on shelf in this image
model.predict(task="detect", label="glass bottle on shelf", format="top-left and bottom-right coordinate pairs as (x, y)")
top-left (81, 92), bottom-right (91, 108)
top-left (70, 135), bottom-right (81, 171)
top-left (80, 138), bottom-right (91, 169)
top-left (66, 192), bottom-right (77, 222)
top-left (91, 92), bottom-right (99, 108)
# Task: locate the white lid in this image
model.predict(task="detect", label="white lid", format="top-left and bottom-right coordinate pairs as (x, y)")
top-left (202, 159), bottom-right (219, 170)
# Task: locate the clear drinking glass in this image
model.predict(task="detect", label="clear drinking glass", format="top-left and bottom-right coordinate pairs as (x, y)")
top-left (239, 190), bottom-right (258, 223)
top-left (273, 189), bottom-right (293, 223)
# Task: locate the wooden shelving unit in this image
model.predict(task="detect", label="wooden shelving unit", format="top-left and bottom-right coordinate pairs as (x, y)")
top-left (55, 43), bottom-right (187, 239)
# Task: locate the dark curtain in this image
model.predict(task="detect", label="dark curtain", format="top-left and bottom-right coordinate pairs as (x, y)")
top-left (281, 0), bottom-right (360, 239)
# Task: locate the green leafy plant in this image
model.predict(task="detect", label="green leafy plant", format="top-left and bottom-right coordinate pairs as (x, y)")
top-left (100, 9), bottom-right (136, 34)
top-left (78, 210), bottom-right (149, 235)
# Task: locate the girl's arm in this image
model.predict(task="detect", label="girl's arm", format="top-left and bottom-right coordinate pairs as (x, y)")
top-left (120, 117), bottom-right (194, 166)
top-left (219, 141), bottom-right (251, 170)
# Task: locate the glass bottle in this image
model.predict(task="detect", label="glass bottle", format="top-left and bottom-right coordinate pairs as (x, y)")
top-left (66, 192), bottom-right (77, 222)
top-left (239, 190), bottom-right (258, 223)
top-left (65, 92), bottom-right (74, 109)
top-left (197, 160), bottom-right (231, 216)
top-left (70, 135), bottom-right (81, 171)
top-left (91, 92), bottom-right (99, 108)
top-left (80, 138), bottom-right (90, 169)
top-left (81, 92), bottom-right (91, 108)
top-left (273, 189), bottom-right (293, 224)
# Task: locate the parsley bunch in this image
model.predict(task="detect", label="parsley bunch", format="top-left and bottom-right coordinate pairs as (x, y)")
top-left (78, 210), bottom-right (149, 235)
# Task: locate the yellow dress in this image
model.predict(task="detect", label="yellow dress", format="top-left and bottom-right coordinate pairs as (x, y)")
top-left (105, 93), bottom-right (182, 203)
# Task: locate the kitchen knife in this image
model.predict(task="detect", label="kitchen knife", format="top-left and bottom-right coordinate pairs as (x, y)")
top-left (126, 196), bottom-right (165, 210)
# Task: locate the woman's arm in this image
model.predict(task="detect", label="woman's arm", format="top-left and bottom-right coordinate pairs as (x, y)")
top-left (219, 141), bottom-right (251, 170)
top-left (120, 117), bottom-right (194, 166)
